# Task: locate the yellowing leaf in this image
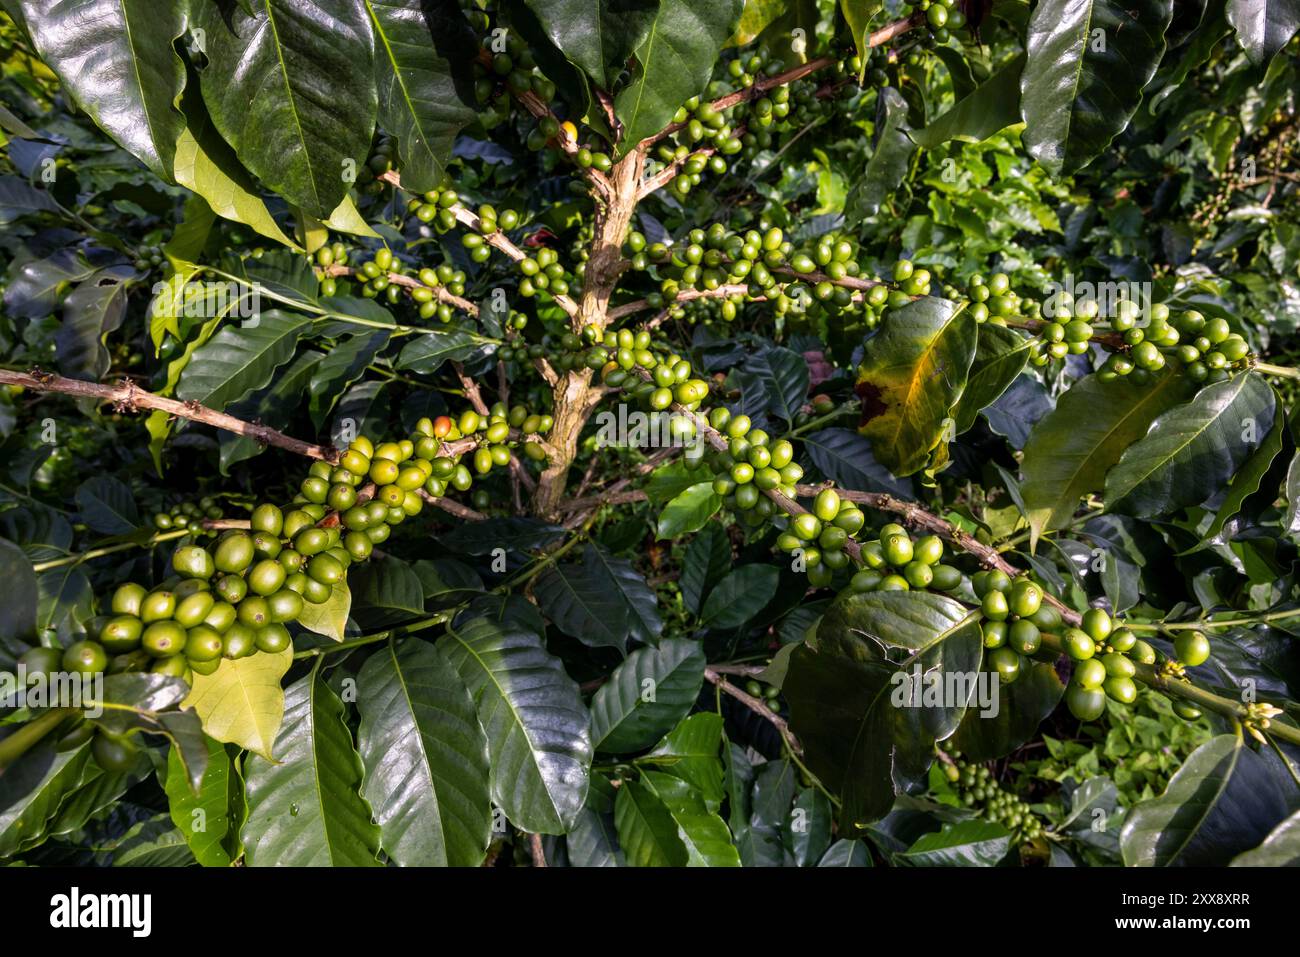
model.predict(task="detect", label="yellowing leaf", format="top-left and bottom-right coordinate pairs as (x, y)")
top-left (184, 649), bottom-right (293, 760)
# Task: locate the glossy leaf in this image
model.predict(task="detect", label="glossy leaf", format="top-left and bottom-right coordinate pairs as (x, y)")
top-left (356, 639), bottom-right (491, 866)
top-left (536, 556), bottom-right (631, 652)
top-left (613, 0), bottom-right (743, 150)
top-left (950, 660), bottom-right (1064, 762)
top-left (1225, 0), bottom-right (1300, 64)
top-left (856, 297), bottom-right (978, 476)
top-left (642, 712), bottom-right (725, 807)
top-left (951, 322), bottom-right (1030, 436)
top-left (1020, 0), bottom-right (1174, 174)
top-left (785, 591), bottom-right (982, 827)
top-left (912, 54), bottom-right (1025, 149)
top-left (642, 769), bottom-right (740, 866)
top-left (1021, 370), bottom-right (1192, 545)
top-left (895, 820), bottom-right (1012, 866)
top-left (1105, 373), bottom-right (1276, 518)
top-left (164, 736), bottom-right (233, 868)
top-left (443, 616), bottom-right (592, 834)
top-left (700, 564), bottom-right (778, 630)
top-left (679, 523), bottom-right (731, 615)
top-left (74, 476), bottom-right (140, 535)
top-left (196, 0), bottom-right (377, 217)
top-left (17, 0), bottom-right (187, 179)
top-left (590, 638), bottom-right (706, 753)
top-left (57, 266), bottom-right (134, 382)
top-left (802, 428), bottom-right (913, 498)
top-left (847, 87), bottom-right (916, 218)
top-left (655, 482), bottom-right (722, 540)
top-left (1231, 809), bottom-right (1300, 866)
top-left (523, 0), bottom-right (659, 89)
top-left (242, 669), bottom-right (382, 867)
top-left (366, 0), bottom-right (477, 194)
top-left (176, 310), bottom-right (312, 411)
top-left (818, 838), bottom-right (873, 866)
top-left (1121, 732), bottom-right (1295, 866)
top-left (0, 742), bottom-right (92, 858)
top-left (614, 777), bottom-right (687, 865)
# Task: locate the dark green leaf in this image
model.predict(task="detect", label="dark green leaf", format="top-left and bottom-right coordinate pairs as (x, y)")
top-left (523, 0), bottom-right (659, 88)
top-left (655, 482), bottom-right (721, 540)
top-left (56, 266), bottom-right (134, 381)
top-left (348, 555), bottom-right (426, 628)
top-left (242, 669), bottom-right (381, 866)
top-left (443, 616), bottom-right (592, 833)
top-left (1225, 0), bottom-right (1300, 64)
top-left (911, 54), bottom-right (1025, 149)
top-left (17, 0), bottom-right (187, 178)
top-left (802, 428), bottom-right (913, 498)
top-left (1022, 370), bottom-right (1192, 544)
top-left (818, 838), bottom-right (873, 866)
top-left (1020, 0), bottom-right (1174, 174)
top-left (590, 638), bottom-right (706, 753)
top-left (642, 769), bottom-right (740, 866)
top-left (895, 820), bottom-right (1012, 866)
top-left (1231, 809), bottom-right (1300, 866)
top-left (614, 777), bottom-right (687, 865)
top-left (613, 0), bottom-right (744, 151)
top-left (73, 476), bottom-right (140, 535)
top-left (196, 0), bottom-right (376, 217)
top-left (847, 87), bottom-right (916, 218)
top-left (950, 660), bottom-right (1064, 761)
top-left (701, 564), bottom-right (778, 629)
top-left (1121, 732), bottom-right (1295, 866)
top-left (585, 544), bottom-right (663, 646)
top-left (176, 310), bottom-right (312, 410)
top-left (951, 322), bottom-right (1030, 436)
top-left (790, 786), bottom-right (833, 866)
top-left (1105, 373), bottom-right (1276, 518)
top-left (679, 523), bottom-right (731, 615)
top-left (536, 558), bottom-right (631, 652)
top-left (357, 639), bottom-right (491, 866)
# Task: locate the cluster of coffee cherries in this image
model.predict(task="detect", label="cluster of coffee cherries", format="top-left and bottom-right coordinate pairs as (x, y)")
top-left (846, 524), bottom-right (963, 596)
top-left (939, 752), bottom-right (1044, 844)
top-left (152, 495), bottom-right (225, 532)
top-left (443, 404), bottom-right (554, 473)
top-left (773, 489), bottom-right (867, 588)
top-left (514, 245), bottom-right (578, 300)
top-left (331, 244), bottom-right (471, 324)
top-left (903, 0), bottom-right (968, 39)
top-left (1059, 607), bottom-right (1210, 721)
top-left (131, 243), bottom-right (165, 273)
top-left (1093, 305), bottom-right (1252, 385)
top-left (973, 571), bottom-right (1061, 686)
top-left (695, 408), bottom-right (803, 520)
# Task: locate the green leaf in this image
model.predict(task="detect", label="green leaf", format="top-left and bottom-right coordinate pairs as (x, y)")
top-left (1105, 373), bottom-right (1276, 518)
top-left (1021, 370), bottom-right (1192, 545)
top-left (1286, 451), bottom-right (1300, 537)
top-left (655, 482), bottom-right (722, 540)
top-left (785, 591), bottom-right (982, 827)
top-left (366, 0), bottom-right (477, 195)
top-left (614, 777), bottom-right (688, 865)
top-left (642, 770), bottom-right (741, 866)
top-left (242, 668), bottom-right (382, 866)
top-left (641, 712), bottom-right (725, 806)
top-left (701, 564), bottom-right (778, 630)
top-left (395, 327), bottom-right (482, 373)
top-left (679, 523), bottom-right (731, 615)
top-left (296, 581), bottom-right (351, 642)
top-left (613, 0), bottom-right (744, 152)
top-left (183, 648), bottom-right (293, 760)
top-left (196, 0), bottom-right (377, 217)
top-left (1225, 0), bottom-right (1300, 64)
top-left (847, 87), bottom-right (917, 218)
top-left (73, 476), bottom-right (140, 535)
top-left (567, 802), bottom-right (626, 865)
top-left (1121, 732), bottom-right (1296, 866)
top-left (219, 349), bottom-right (323, 471)
top-left (308, 330), bottom-right (391, 427)
top-left (730, 0), bottom-right (786, 45)
top-left (1231, 809), bottom-right (1300, 866)
top-left (1019, 0), bottom-right (1174, 174)
top-left (590, 638), bottom-right (706, 753)
top-left (443, 616), bottom-right (592, 834)
top-left (585, 544), bottom-right (663, 646)
top-left (950, 660), bottom-right (1064, 761)
top-left (951, 322), bottom-right (1030, 436)
top-left (745, 346), bottom-right (809, 424)
top-left (0, 539), bottom-right (38, 657)
top-left (790, 786), bottom-right (833, 866)
top-left (57, 266), bottom-right (134, 382)
top-left (176, 310), bottom-right (312, 410)
top-left (356, 639), bottom-right (491, 866)
top-left (802, 428), bottom-right (913, 498)
top-left (536, 557), bottom-right (631, 652)
top-left (0, 741), bottom-right (93, 858)
top-left (840, 0), bottom-right (884, 75)
top-left (164, 736), bottom-right (233, 867)
top-left (856, 297), bottom-right (978, 476)
top-left (911, 54), bottom-right (1025, 149)
top-left (174, 85), bottom-right (300, 250)
top-left (895, 820), bottom-right (1012, 866)
top-left (17, 0), bottom-right (187, 179)
top-left (348, 555), bottom-right (426, 629)
top-left (1201, 409), bottom-right (1287, 547)
top-left (523, 0), bottom-right (660, 89)
top-left (818, 838), bottom-right (873, 866)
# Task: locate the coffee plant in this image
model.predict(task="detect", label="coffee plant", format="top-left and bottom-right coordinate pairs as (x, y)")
top-left (0, 0), bottom-right (1298, 871)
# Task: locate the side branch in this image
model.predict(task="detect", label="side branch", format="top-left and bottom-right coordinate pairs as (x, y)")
top-left (0, 369), bottom-right (340, 463)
